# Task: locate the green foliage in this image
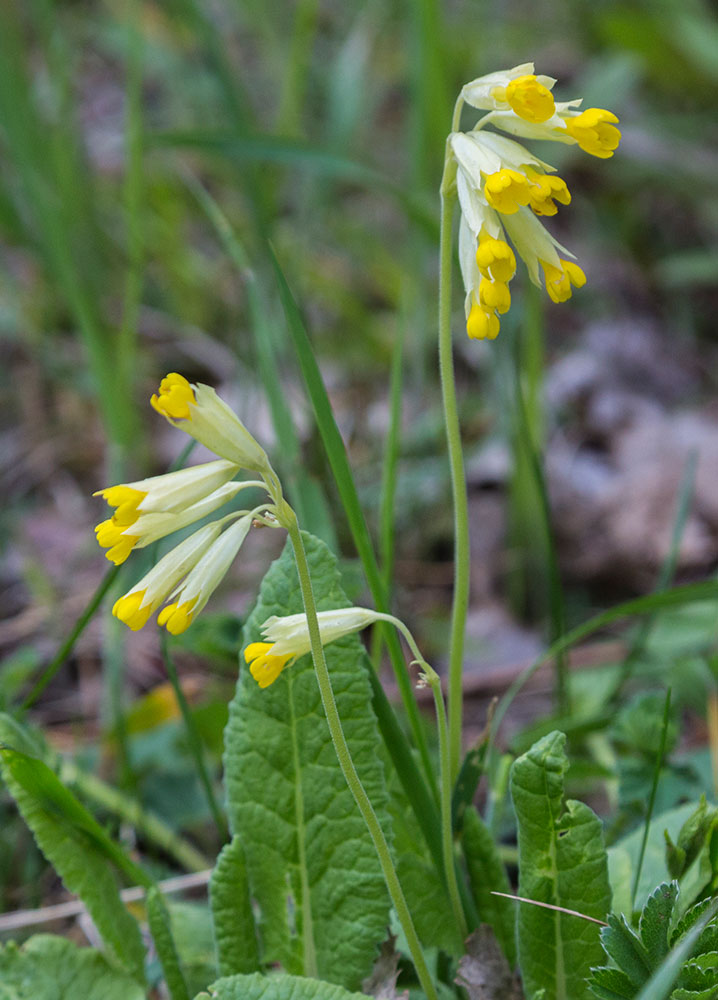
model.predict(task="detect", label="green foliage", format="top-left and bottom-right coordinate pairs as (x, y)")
top-left (462, 804), bottom-right (516, 968)
top-left (210, 836), bottom-right (261, 976)
top-left (511, 730), bottom-right (612, 1000)
top-left (589, 882), bottom-right (718, 999)
top-left (384, 765), bottom-right (461, 957)
top-left (0, 936), bottom-right (145, 1000)
top-left (0, 716), bottom-right (147, 982)
top-left (168, 903), bottom-right (220, 998)
top-left (147, 887), bottom-right (191, 1000)
top-left (609, 801), bottom-right (718, 917)
top-left (223, 533), bottom-right (390, 989)
top-left (195, 971), bottom-right (370, 1000)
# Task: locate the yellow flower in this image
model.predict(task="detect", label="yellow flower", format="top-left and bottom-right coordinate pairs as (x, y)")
top-left (245, 607), bottom-right (382, 688)
top-left (504, 74), bottom-right (555, 123)
top-left (541, 259), bottom-right (586, 303)
top-left (112, 521), bottom-right (225, 630)
top-left (449, 64), bottom-right (619, 339)
top-left (483, 168), bottom-right (532, 215)
top-left (563, 109), bottom-right (621, 158)
top-left (461, 63), bottom-right (558, 124)
top-left (466, 300), bottom-right (500, 341)
top-left (151, 373), bottom-right (271, 474)
top-left (157, 514), bottom-right (254, 634)
top-left (95, 472), bottom-right (244, 565)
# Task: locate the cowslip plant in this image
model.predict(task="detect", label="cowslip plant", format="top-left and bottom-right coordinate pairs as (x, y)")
top-left (0, 62), bottom-right (630, 1000)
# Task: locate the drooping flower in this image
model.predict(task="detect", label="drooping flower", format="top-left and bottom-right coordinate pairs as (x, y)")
top-left (157, 515), bottom-right (254, 634)
top-left (448, 62), bottom-right (620, 340)
top-left (94, 459), bottom-right (242, 565)
top-left (95, 480), bottom-right (246, 565)
top-left (112, 521), bottom-right (226, 630)
top-left (245, 607), bottom-right (382, 688)
top-left (151, 373), bottom-right (272, 475)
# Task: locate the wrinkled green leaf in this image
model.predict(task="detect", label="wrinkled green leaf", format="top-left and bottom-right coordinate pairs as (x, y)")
top-left (511, 730), bottom-right (611, 1000)
top-left (148, 887), bottom-right (191, 1000)
top-left (210, 836), bottom-right (260, 976)
top-left (462, 805), bottom-right (516, 967)
top-left (0, 936), bottom-right (145, 1000)
top-left (195, 971), bottom-right (371, 999)
top-left (223, 533), bottom-right (390, 988)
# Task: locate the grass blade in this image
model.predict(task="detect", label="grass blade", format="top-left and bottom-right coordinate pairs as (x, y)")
top-left (631, 689), bottom-right (672, 909)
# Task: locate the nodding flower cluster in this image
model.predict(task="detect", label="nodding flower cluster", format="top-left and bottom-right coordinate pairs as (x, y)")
top-left (95, 374), bottom-right (278, 635)
top-left (447, 63), bottom-right (620, 341)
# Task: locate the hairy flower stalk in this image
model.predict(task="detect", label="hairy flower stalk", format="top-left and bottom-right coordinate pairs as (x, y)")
top-left (277, 514), bottom-right (441, 1000)
top-left (439, 65), bottom-right (620, 778)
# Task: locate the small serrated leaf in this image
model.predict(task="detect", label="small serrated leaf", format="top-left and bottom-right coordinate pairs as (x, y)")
top-left (0, 722), bottom-right (146, 981)
top-left (601, 915), bottom-right (651, 987)
top-left (587, 965), bottom-right (636, 999)
top-left (640, 882), bottom-right (679, 966)
top-left (672, 899), bottom-right (716, 948)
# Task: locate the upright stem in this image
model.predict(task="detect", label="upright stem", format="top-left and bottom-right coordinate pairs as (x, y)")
top-left (379, 614), bottom-right (468, 943)
top-left (285, 514), bottom-right (438, 1000)
top-left (438, 169), bottom-right (470, 782)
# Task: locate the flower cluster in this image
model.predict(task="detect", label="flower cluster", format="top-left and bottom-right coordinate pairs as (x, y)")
top-left (448, 63), bottom-right (620, 340)
top-left (95, 374), bottom-right (277, 635)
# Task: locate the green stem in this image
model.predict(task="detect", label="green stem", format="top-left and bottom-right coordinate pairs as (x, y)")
top-left (160, 634), bottom-right (229, 842)
top-left (379, 615), bottom-right (467, 943)
top-left (285, 515), bottom-right (438, 1000)
top-left (438, 164), bottom-right (469, 782)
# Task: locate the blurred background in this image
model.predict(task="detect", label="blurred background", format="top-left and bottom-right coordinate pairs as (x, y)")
top-left (1, 0), bottom-right (718, 925)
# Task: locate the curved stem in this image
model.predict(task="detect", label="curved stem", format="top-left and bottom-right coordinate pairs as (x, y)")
top-left (438, 172), bottom-right (470, 783)
top-left (285, 515), bottom-right (438, 1000)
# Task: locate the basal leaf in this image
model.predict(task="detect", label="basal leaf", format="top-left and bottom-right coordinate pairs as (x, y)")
top-left (223, 533), bottom-right (390, 989)
top-left (510, 730), bottom-right (612, 1000)
top-left (147, 887), bottom-right (191, 1000)
top-left (210, 835), bottom-right (261, 976)
top-left (195, 970), bottom-right (371, 999)
top-left (0, 935), bottom-right (145, 999)
top-left (381, 744), bottom-right (460, 957)
top-left (462, 804), bottom-right (516, 967)
top-left (0, 721), bottom-right (147, 981)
